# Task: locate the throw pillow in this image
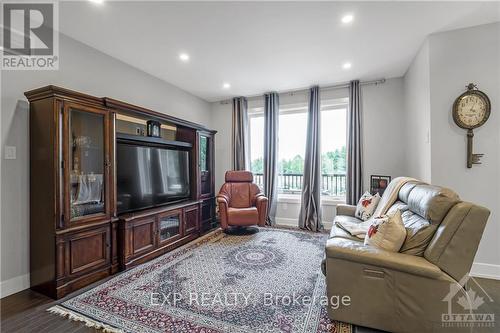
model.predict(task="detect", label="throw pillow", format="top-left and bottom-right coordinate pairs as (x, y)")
top-left (355, 192), bottom-right (381, 221)
top-left (364, 210), bottom-right (407, 252)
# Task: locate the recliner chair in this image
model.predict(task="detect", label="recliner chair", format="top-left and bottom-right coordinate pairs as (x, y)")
top-left (324, 179), bottom-right (490, 333)
top-left (217, 171), bottom-right (268, 230)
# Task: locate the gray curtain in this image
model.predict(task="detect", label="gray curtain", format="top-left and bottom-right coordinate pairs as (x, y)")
top-left (232, 97), bottom-right (249, 170)
top-left (264, 92), bottom-right (279, 226)
top-left (299, 86), bottom-right (323, 232)
top-left (346, 80), bottom-right (363, 205)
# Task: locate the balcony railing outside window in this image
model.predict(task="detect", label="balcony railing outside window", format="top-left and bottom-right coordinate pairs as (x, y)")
top-left (253, 173), bottom-right (346, 197)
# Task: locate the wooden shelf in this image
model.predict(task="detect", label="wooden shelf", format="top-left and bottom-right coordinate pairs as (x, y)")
top-left (116, 132), bottom-right (192, 148)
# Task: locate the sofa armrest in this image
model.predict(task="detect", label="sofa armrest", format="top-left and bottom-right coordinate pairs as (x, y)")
top-left (336, 204), bottom-right (356, 217)
top-left (325, 238), bottom-right (443, 279)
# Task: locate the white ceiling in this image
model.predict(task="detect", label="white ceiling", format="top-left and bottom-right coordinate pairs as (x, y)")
top-left (59, 1), bottom-right (500, 102)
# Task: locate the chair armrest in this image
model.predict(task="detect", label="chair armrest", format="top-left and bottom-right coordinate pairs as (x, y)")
top-left (216, 194), bottom-right (229, 229)
top-left (255, 195), bottom-right (268, 227)
top-left (336, 204), bottom-right (356, 217)
top-left (325, 238), bottom-right (443, 279)
top-left (216, 194), bottom-right (229, 204)
top-left (255, 195), bottom-right (268, 208)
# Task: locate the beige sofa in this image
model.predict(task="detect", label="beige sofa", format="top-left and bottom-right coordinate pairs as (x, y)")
top-left (324, 180), bottom-right (490, 332)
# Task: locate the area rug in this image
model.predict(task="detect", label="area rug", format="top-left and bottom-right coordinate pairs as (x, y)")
top-left (48, 227), bottom-right (352, 333)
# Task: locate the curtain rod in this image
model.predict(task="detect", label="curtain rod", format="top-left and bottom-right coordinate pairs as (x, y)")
top-left (219, 78), bottom-right (386, 104)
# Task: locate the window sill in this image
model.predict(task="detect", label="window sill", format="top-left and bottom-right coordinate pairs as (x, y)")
top-left (277, 194), bottom-right (345, 206)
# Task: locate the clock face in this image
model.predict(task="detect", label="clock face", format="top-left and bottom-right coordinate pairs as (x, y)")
top-left (453, 91), bottom-right (490, 129)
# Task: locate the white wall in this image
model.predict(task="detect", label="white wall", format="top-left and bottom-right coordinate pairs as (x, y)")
top-left (210, 77), bottom-right (408, 226)
top-left (428, 23), bottom-right (500, 278)
top-left (403, 40), bottom-right (432, 182)
top-left (0, 34), bottom-right (212, 298)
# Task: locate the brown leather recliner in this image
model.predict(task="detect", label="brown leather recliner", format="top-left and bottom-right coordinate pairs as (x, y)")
top-left (217, 171), bottom-right (268, 229)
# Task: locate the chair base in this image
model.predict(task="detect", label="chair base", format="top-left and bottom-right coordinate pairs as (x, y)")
top-left (223, 226), bottom-right (260, 235)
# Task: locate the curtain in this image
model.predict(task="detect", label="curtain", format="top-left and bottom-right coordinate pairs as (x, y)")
top-left (346, 80), bottom-right (363, 205)
top-left (232, 97), bottom-right (249, 170)
top-left (263, 92), bottom-right (279, 226)
top-left (298, 86), bottom-right (323, 232)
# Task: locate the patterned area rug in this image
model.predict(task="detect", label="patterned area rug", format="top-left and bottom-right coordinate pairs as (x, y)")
top-left (49, 228), bottom-right (352, 333)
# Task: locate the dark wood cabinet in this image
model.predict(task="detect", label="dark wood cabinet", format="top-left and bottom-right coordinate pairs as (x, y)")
top-left (184, 205), bottom-right (199, 235)
top-left (26, 87), bottom-right (115, 299)
top-left (197, 131), bottom-right (217, 233)
top-left (26, 86), bottom-right (216, 298)
top-left (118, 202), bottom-right (201, 270)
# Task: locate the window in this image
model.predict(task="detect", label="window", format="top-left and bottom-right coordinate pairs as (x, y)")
top-left (248, 98), bottom-right (347, 198)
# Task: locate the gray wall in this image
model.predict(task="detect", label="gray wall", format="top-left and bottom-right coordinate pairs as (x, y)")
top-left (402, 23), bottom-right (499, 278)
top-left (428, 23), bottom-right (499, 276)
top-left (0, 34), bottom-right (211, 297)
top-left (403, 40), bottom-right (432, 182)
top-left (210, 77), bottom-right (408, 226)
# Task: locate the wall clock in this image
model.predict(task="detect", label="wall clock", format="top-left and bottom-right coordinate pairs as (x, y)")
top-left (452, 83), bottom-right (491, 168)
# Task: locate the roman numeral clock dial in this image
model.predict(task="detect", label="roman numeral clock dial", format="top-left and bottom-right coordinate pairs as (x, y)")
top-left (452, 83), bottom-right (491, 168)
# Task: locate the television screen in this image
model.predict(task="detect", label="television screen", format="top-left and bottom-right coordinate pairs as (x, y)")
top-left (116, 142), bottom-right (190, 213)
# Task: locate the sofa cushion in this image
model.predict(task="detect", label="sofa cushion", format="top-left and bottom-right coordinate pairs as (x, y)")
top-left (388, 200), bottom-right (440, 256)
top-left (227, 207), bottom-right (259, 225)
top-left (399, 210), bottom-right (438, 256)
top-left (406, 184), bottom-right (459, 224)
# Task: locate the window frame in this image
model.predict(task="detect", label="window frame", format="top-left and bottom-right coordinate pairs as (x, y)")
top-left (247, 97), bottom-right (349, 204)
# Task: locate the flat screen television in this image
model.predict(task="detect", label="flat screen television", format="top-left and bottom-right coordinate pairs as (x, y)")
top-left (116, 142), bottom-right (190, 214)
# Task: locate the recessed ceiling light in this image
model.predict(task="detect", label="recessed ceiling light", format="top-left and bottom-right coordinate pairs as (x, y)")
top-left (342, 62), bottom-right (352, 70)
top-left (179, 53), bottom-right (190, 62)
top-left (88, 0), bottom-right (104, 4)
top-left (222, 82), bottom-right (231, 89)
top-left (341, 14), bottom-right (354, 24)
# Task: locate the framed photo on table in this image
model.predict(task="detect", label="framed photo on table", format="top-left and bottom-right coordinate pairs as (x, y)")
top-left (370, 175), bottom-right (391, 196)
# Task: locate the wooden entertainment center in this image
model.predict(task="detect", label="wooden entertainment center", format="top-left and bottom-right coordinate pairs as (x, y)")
top-left (26, 86), bottom-right (217, 299)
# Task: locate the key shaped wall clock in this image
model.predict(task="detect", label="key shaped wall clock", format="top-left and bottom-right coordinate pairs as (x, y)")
top-left (452, 83), bottom-right (491, 168)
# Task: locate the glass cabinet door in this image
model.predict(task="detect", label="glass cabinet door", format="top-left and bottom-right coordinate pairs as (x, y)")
top-left (199, 133), bottom-right (212, 196)
top-left (66, 104), bottom-right (108, 221)
top-left (199, 135), bottom-right (208, 172)
top-left (158, 211), bottom-right (181, 244)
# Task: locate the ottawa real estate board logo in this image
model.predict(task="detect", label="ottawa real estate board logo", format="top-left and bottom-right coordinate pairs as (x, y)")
top-left (1, 1), bottom-right (59, 70)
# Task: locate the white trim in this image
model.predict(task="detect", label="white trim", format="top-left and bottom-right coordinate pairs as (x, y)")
top-left (277, 194), bottom-right (345, 206)
top-left (470, 263), bottom-right (500, 280)
top-left (275, 217), bottom-right (333, 230)
top-left (0, 273), bottom-right (30, 299)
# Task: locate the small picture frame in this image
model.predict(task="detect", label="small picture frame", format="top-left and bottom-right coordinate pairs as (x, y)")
top-left (146, 120), bottom-right (161, 137)
top-left (370, 175), bottom-right (391, 196)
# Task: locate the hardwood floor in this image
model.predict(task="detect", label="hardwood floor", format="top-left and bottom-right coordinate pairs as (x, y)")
top-left (1, 277), bottom-right (499, 332)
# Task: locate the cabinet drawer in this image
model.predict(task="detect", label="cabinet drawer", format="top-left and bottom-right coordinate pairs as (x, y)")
top-left (58, 226), bottom-right (111, 277)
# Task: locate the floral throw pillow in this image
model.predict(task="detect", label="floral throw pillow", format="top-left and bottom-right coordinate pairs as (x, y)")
top-left (364, 210), bottom-right (407, 252)
top-left (355, 192), bottom-right (381, 221)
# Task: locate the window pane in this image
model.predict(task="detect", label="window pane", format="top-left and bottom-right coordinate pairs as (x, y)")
top-left (277, 111), bottom-right (307, 194)
top-left (321, 108), bottom-right (347, 197)
top-left (249, 116), bottom-right (264, 187)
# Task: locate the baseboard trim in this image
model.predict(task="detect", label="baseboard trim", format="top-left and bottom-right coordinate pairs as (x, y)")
top-left (0, 273), bottom-right (30, 299)
top-left (470, 263), bottom-right (500, 280)
top-left (275, 217), bottom-right (333, 230)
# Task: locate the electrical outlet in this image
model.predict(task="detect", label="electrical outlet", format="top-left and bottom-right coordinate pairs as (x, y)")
top-left (4, 146), bottom-right (16, 160)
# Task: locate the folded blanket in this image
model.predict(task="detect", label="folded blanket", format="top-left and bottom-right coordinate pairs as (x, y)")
top-left (335, 177), bottom-right (419, 239)
top-left (335, 220), bottom-right (373, 239)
